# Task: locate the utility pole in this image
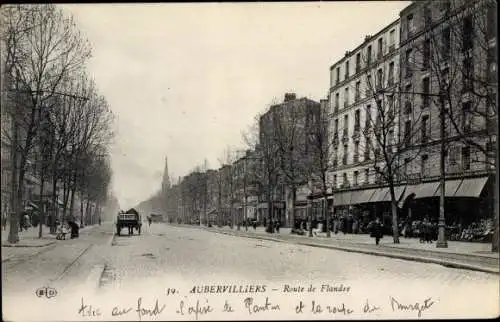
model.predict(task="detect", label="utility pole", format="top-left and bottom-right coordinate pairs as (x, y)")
top-left (436, 93), bottom-right (448, 248)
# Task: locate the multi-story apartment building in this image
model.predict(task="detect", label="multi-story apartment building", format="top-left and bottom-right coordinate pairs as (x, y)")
top-left (328, 18), bottom-right (402, 222)
top-left (398, 0), bottom-right (497, 226)
top-left (232, 149), bottom-right (260, 224)
top-left (258, 93), bottom-right (320, 227)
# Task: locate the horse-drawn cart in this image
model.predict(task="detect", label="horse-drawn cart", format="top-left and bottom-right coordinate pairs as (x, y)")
top-left (116, 208), bottom-right (142, 236)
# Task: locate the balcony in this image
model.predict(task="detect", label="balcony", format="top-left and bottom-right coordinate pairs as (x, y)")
top-left (343, 101), bottom-right (349, 108)
top-left (334, 105), bottom-right (339, 113)
top-left (355, 92), bottom-right (361, 101)
top-left (355, 65), bottom-right (361, 74)
top-left (353, 154), bottom-right (359, 163)
top-left (389, 44), bottom-right (395, 52)
top-left (377, 52), bottom-right (383, 60)
top-left (342, 156), bottom-right (348, 165)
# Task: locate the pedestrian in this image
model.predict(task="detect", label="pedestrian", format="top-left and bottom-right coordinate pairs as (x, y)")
top-left (274, 219), bottom-right (280, 233)
top-left (1, 214), bottom-right (7, 230)
top-left (370, 217), bottom-right (384, 245)
top-left (148, 216), bottom-right (152, 227)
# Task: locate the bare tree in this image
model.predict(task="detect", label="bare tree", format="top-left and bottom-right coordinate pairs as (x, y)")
top-left (1, 4), bottom-right (92, 243)
top-left (352, 46), bottom-right (426, 244)
top-left (307, 99), bottom-right (336, 237)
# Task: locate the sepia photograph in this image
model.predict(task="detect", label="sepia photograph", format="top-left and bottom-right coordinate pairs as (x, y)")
top-left (1, 1), bottom-right (499, 320)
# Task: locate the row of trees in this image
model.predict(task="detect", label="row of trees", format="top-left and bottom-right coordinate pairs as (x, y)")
top-left (1, 4), bottom-right (115, 243)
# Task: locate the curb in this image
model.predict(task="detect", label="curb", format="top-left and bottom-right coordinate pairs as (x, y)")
top-left (195, 226), bottom-right (499, 275)
top-left (2, 241), bottom-right (56, 248)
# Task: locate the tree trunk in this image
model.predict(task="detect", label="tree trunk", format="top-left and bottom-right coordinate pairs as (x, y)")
top-left (324, 193), bottom-right (330, 238)
top-left (50, 174), bottom-right (58, 234)
top-left (85, 199), bottom-right (91, 225)
top-left (389, 185), bottom-right (400, 244)
top-left (80, 197), bottom-right (84, 228)
top-left (38, 176), bottom-right (45, 238)
top-left (266, 185), bottom-right (274, 233)
top-left (69, 186), bottom-right (76, 222)
top-left (8, 117), bottom-right (20, 244)
top-left (492, 140), bottom-right (499, 252)
top-left (289, 185), bottom-right (296, 231)
top-left (62, 178), bottom-right (69, 222)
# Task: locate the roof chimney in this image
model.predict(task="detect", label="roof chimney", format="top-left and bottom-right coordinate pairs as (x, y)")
top-left (284, 93), bottom-right (296, 102)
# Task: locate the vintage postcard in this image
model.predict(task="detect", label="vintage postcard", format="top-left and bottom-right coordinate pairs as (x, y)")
top-left (1, 1), bottom-right (499, 321)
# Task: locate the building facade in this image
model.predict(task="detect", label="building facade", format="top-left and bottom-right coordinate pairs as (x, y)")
top-left (397, 0), bottom-right (497, 228)
top-left (328, 18), bottom-right (402, 226)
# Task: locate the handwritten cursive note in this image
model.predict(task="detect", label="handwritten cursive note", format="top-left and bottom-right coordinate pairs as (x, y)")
top-left (390, 296), bottom-right (435, 318)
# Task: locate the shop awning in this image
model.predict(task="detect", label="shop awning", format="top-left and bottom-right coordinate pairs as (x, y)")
top-left (369, 188), bottom-right (389, 202)
top-left (444, 179), bottom-right (463, 197)
top-left (333, 191), bottom-right (352, 206)
top-left (453, 177), bottom-right (488, 197)
top-left (412, 181), bottom-right (440, 199)
top-left (382, 185), bottom-right (407, 202)
top-left (350, 189), bottom-right (377, 204)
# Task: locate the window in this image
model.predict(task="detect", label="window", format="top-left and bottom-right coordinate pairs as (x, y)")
top-left (344, 87), bottom-right (349, 107)
top-left (367, 46), bottom-right (372, 66)
top-left (404, 120), bottom-right (412, 144)
top-left (440, 1), bottom-right (451, 13)
top-left (488, 46), bottom-right (497, 82)
top-left (462, 15), bottom-right (473, 52)
top-left (354, 141), bottom-right (359, 163)
top-left (421, 115), bottom-right (429, 143)
top-left (335, 93), bottom-right (339, 110)
top-left (334, 118), bottom-right (339, 136)
top-left (404, 158), bottom-right (411, 177)
top-left (422, 77), bottom-right (430, 107)
top-left (353, 171), bottom-right (359, 186)
top-left (388, 129), bottom-right (394, 146)
top-left (345, 60), bottom-right (350, 79)
top-left (333, 147), bottom-right (338, 165)
top-left (343, 114), bottom-right (349, 135)
top-left (487, 2), bottom-right (497, 39)
top-left (388, 62), bottom-right (395, 85)
top-left (343, 172), bottom-right (348, 185)
top-left (405, 48), bottom-right (413, 77)
top-left (462, 146), bottom-right (470, 170)
top-left (343, 144), bottom-right (348, 165)
top-left (356, 53), bottom-right (361, 73)
top-left (365, 105), bottom-right (371, 129)
top-left (448, 146), bottom-right (459, 165)
top-left (366, 74), bottom-right (372, 95)
top-left (462, 101), bottom-right (472, 133)
top-left (364, 138), bottom-right (371, 160)
top-left (364, 168), bottom-right (369, 184)
top-left (407, 14), bottom-right (415, 35)
top-left (355, 81), bottom-right (361, 100)
top-left (442, 27), bottom-right (450, 60)
top-left (421, 154), bottom-right (429, 177)
top-left (333, 174), bottom-right (337, 188)
top-left (462, 56), bottom-right (473, 91)
top-left (389, 29), bottom-right (395, 51)
top-left (378, 38), bottom-right (383, 59)
top-left (424, 6), bottom-right (432, 26)
top-left (354, 109), bottom-right (360, 131)
top-left (377, 68), bottom-right (383, 89)
top-left (336, 67), bottom-right (340, 84)
top-left (423, 39), bottom-right (430, 68)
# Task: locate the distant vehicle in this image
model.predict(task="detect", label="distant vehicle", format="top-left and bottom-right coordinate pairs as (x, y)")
top-left (116, 208), bottom-right (142, 236)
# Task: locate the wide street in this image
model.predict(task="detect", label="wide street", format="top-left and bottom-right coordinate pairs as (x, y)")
top-left (2, 222), bottom-right (499, 321)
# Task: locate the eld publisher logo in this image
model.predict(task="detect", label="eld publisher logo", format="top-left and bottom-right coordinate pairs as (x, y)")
top-left (36, 287), bottom-right (57, 299)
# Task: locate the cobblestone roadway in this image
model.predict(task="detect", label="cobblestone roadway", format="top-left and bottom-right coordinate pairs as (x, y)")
top-left (2, 223), bottom-right (498, 320)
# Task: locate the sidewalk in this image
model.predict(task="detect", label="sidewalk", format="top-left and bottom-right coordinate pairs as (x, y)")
top-left (1, 224), bottom-right (99, 247)
top-left (1, 224), bottom-right (102, 263)
top-left (184, 224), bottom-right (500, 274)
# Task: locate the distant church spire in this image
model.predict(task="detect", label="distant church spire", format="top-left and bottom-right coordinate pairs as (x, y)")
top-left (162, 156), bottom-right (171, 192)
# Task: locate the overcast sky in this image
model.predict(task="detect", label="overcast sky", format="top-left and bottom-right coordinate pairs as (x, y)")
top-left (60, 1), bottom-right (410, 210)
